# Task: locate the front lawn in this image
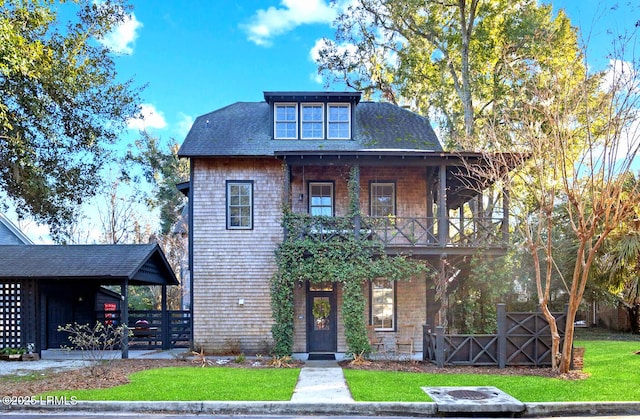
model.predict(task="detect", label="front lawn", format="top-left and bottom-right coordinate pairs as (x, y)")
top-left (41, 339), bottom-right (639, 402)
top-left (344, 340), bottom-right (640, 402)
top-left (45, 367), bottom-right (300, 401)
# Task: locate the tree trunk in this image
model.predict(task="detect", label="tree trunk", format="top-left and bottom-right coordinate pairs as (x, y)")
top-left (627, 303), bottom-right (640, 334)
top-left (539, 304), bottom-right (561, 372)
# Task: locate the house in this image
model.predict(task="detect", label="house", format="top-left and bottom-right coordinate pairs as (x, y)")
top-left (0, 244), bottom-right (179, 356)
top-left (178, 91), bottom-right (510, 356)
top-left (0, 213), bottom-right (33, 245)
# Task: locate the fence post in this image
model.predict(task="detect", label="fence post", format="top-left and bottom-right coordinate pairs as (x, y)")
top-left (435, 326), bottom-right (445, 368)
top-left (497, 303), bottom-right (506, 369)
top-left (422, 324), bottom-right (429, 361)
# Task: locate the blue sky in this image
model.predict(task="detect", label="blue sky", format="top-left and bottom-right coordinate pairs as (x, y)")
top-left (112, 0), bottom-right (639, 143)
top-left (7, 0), bottom-right (640, 242)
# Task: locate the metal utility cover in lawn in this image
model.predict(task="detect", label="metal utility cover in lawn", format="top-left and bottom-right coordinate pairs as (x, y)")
top-left (422, 386), bottom-right (525, 413)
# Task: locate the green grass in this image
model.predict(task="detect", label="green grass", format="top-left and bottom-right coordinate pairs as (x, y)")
top-left (345, 340), bottom-right (640, 402)
top-left (44, 367), bottom-right (300, 401)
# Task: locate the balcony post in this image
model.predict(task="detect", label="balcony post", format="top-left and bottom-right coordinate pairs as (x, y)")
top-left (502, 187), bottom-right (510, 244)
top-left (426, 167), bottom-right (435, 243)
top-left (350, 164), bottom-right (361, 239)
top-left (437, 163), bottom-right (448, 246)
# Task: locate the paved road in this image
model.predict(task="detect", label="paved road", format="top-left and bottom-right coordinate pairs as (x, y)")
top-left (2, 415), bottom-right (640, 419)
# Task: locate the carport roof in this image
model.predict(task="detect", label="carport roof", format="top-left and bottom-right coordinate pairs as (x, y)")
top-left (0, 244), bottom-right (178, 286)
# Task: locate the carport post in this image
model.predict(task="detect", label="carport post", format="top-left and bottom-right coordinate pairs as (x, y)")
top-left (161, 284), bottom-right (169, 349)
top-left (121, 280), bottom-right (129, 359)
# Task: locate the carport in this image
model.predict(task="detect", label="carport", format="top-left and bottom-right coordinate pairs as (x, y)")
top-left (0, 244), bottom-right (180, 358)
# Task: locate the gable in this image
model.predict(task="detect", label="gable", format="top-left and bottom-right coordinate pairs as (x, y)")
top-left (0, 214), bottom-right (32, 245)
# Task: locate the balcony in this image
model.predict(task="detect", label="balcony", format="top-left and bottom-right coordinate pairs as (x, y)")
top-left (284, 214), bottom-right (508, 254)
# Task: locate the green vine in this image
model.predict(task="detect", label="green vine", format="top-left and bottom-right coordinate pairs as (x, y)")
top-left (271, 165), bottom-right (428, 357)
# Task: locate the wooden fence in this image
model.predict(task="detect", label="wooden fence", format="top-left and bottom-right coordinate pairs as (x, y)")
top-left (423, 304), bottom-right (567, 368)
top-left (98, 309), bottom-right (191, 350)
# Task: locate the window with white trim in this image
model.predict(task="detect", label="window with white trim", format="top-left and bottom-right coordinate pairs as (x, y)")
top-left (275, 103), bottom-right (297, 139)
top-left (370, 182), bottom-right (396, 217)
top-left (301, 104), bottom-right (324, 139)
top-left (371, 278), bottom-right (394, 330)
top-left (327, 103), bottom-right (350, 139)
top-left (226, 181), bottom-right (253, 229)
top-left (309, 182), bottom-right (333, 216)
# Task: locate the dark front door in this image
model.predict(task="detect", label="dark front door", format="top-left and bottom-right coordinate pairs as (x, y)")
top-left (46, 294), bottom-right (73, 348)
top-left (307, 282), bottom-right (337, 353)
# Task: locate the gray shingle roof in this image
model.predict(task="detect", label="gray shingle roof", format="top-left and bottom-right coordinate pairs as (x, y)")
top-left (178, 100), bottom-right (442, 157)
top-left (0, 244), bottom-right (178, 285)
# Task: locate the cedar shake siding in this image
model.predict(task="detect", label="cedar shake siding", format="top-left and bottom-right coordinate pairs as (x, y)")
top-left (191, 158), bottom-right (284, 353)
top-left (180, 91), bottom-right (511, 355)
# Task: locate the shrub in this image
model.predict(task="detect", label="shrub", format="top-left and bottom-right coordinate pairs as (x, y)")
top-left (57, 321), bottom-right (131, 378)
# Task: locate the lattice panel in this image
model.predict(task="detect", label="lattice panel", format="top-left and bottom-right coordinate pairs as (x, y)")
top-left (0, 282), bottom-right (21, 349)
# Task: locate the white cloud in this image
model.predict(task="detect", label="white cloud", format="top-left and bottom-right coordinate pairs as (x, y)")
top-left (127, 104), bottom-right (167, 131)
top-left (175, 112), bottom-right (195, 138)
top-left (242, 0), bottom-right (336, 47)
top-left (99, 12), bottom-right (143, 54)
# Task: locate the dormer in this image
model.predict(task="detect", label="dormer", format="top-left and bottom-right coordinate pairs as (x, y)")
top-left (264, 91), bottom-right (362, 140)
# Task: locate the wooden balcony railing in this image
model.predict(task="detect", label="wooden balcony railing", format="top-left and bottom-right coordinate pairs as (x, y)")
top-left (285, 214), bottom-right (508, 248)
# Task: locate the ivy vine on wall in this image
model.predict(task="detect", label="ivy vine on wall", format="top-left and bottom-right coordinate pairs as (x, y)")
top-left (271, 165), bottom-right (429, 357)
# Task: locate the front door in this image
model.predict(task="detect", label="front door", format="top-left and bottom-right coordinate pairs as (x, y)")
top-left (46, 294), bottom-right (73, 348)
top-left (307, 282), bottom-right (337, 353)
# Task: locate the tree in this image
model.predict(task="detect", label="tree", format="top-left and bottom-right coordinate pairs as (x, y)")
top-left (98, 179), bottom-right (147, 245)
top-left (317, 0), bottom-right (581, 147)
top-left (0, 0), bottom-right (141, 239)
top-left (126, 132), bottom-right (189, 235)
top-left (592, 199), bottom-right (640, 333)
top-left (126, 132), bottom-right (190, 309)
top-left (464, 39), bottom-right (640, 372)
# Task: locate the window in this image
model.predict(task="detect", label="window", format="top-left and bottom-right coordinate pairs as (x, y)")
top-left (370, 182), bottom-right (396, 216)
top-left (226, 181), bottom-right (253, 229)
top-left (275, 104), bottom-right (297, 139)
top-left (301, 104), bottom-right (324, 139)
top-left (309, 182), bottom-right (333, 216)
top-left (273, 102), bottom-right (352, 140)
top-left (327, 104), bottom-right (350, 139)
top-left (371, 279), bottom-right (394, 330)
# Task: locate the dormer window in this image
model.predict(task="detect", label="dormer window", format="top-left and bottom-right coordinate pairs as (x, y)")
top-left (266, 92), bottom-right (361, 141)
top-left (301, 104), bottom-right (324, 139)
top-left (327, 104), bottom-right (350, 139)
top-left (275, 103), bottom-right (297, 139)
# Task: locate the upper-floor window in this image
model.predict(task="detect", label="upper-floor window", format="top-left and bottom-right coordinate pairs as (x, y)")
top-left (226, 181), bottom-right (253, 229)
top-left (275, 104), bottom-right (297, 139)
top-left (370, 182), bottom-right (396, 217)
top-left (309, 182), bottom-right (334, 216)
top-left (301, 104), bottom-right (324, 139)
top-left (274, 102), bottom-right (351, 139)
top-left (327, 104), bottom-right (350, 139)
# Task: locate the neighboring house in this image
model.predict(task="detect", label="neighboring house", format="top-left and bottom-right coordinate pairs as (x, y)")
top-left (178, 91), bottom-right (510, 355)
top-left (0, 213), bottom-right (33, 245)
top-left (0, 244), bottom-right (179, 355)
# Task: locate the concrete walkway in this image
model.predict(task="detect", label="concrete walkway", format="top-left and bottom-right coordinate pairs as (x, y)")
top-left (290, 360), bottom-right (354, 402)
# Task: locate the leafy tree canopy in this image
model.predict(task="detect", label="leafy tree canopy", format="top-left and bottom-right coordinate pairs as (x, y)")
top-left (0, 0), bottom-right (142, 239)
top-left (317, 0), bottom-right (583, 147)
top-left (125, 132), bottom-right (189, 235)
